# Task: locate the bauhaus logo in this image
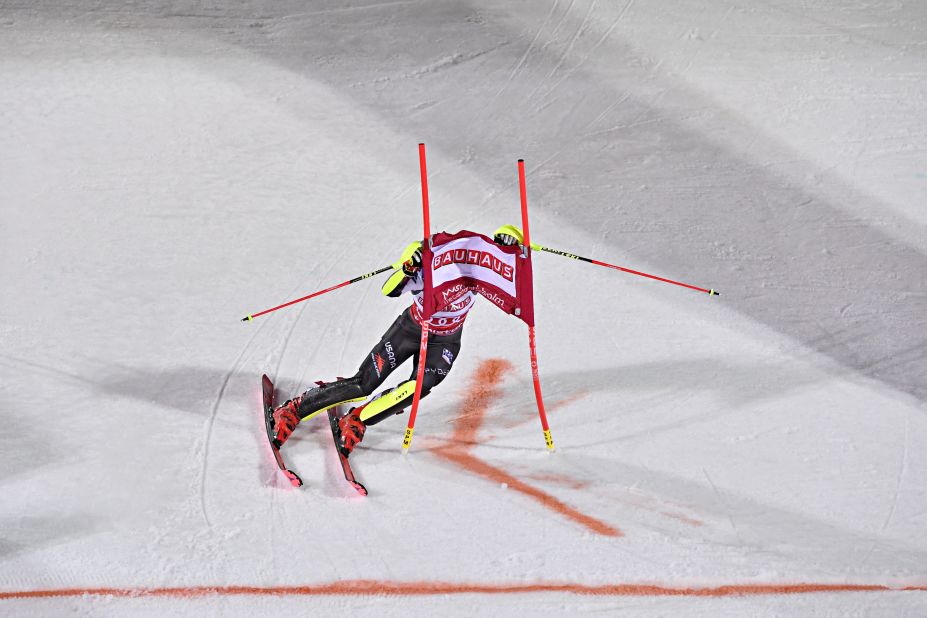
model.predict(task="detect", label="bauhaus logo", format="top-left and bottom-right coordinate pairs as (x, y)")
top-left (433, 249), bottom-right (514, 282)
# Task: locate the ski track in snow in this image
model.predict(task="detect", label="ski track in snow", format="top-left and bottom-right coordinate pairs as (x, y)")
top-left (538, 0), bottom-right (596, 95)
top-left (198, 256), bottom-right (326, 527)
top-left (525, 0), bottom-right (579, 102)
top-left (492, 0), bottom-right (559, 103)
top-left (198, 317), bottom-right (269, 527)
top-left (881, 412), bottom-right (911, 534)
top-left (540, 3), bottom-right (633, 108)
top-left (701, 468), bottom-right (741, 543)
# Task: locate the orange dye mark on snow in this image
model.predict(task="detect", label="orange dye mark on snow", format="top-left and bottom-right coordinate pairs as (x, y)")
top-left (436, 448), bottom-right (620, 537)
top-left (2, 581), bottom-right (924, 600)
top-left (431, 358), bottom-right (622, 537)
top-left (450, 358), bottom-right (514, 445)
top-left (525, 472), bottom-right (592, 491)
top-left (660, 511), bottom-right (704, 526)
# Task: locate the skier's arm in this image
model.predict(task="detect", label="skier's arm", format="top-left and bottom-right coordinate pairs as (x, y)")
top-left (381, 270), bottom-right (410, 297)
top-left (381, 241), bottom-right (422, 297)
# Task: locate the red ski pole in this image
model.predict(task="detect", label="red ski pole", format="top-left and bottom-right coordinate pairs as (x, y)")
top-left (240, 264), bottom-right (401, 322)
top-left (518, 159), bottom-right (555, 452)
top-left (402, 143), bottom-right (433, 453)
top-left (530, 244), bottom-right (720, 297)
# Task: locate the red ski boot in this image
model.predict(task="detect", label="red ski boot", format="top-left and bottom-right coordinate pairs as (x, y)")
top-left (272, 397), bottom-right (302, 446)
top-left (337, 407), bottom-right (367, 455)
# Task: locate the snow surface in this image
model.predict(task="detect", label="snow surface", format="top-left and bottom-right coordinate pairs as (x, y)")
top-left (1, 0), bottom-right (926, 616)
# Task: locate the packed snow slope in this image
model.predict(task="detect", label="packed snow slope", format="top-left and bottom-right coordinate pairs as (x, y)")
top-left (1, 1), bottom-right (926, 615)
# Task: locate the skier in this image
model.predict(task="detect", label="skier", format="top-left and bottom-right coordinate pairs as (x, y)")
top-left (271, 225), bottom-right (525, 455)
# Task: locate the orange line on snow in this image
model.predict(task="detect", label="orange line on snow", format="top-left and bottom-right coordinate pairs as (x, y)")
top-left (431, 359), bottom-right (622, 537)
top-left (525, 471), bottom-right (591, 490)
top-left (465, 363), bottom-right (704, 529)
top-left (448, 358), bottom-right (516, 445)
top-left (436, 448), bottom-right (621, 537)
top-left (2, 581), bottom-right (925, 600)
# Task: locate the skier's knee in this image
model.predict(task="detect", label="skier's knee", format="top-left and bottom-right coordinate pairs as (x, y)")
top-left (355, 371), bottom-right (381, 396)
top-left (422, 367), bottom-right (450, 391)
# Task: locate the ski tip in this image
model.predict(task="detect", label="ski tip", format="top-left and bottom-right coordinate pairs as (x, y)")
top-left (352, 482), bottom-right (368, 496)
top-left (288, 473), bottom-right (303, 488)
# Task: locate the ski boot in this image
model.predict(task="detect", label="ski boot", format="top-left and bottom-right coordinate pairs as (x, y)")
top-left (337, 407), bottom-right (367, 456)
top-left (272, 397), bottom-right (302, 446)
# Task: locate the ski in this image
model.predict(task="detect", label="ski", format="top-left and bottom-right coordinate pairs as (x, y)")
top-left (328, 408), bottom-right (368, 496)
top-left (261, 374), bottom-right (303, 488)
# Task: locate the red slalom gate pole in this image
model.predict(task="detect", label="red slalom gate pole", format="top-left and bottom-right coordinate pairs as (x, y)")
top-left (518, 159), bottom-right (555, 452)
top-left (402, 143), bottom-right (433, 453)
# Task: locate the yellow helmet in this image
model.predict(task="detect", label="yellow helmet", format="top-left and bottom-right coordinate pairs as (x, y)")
top-left (493, 224), bottom-right (524, 246)
top-left (390, 240), bottom-right (423, 270)
top-left (398, 240), bottom-right (422, 263)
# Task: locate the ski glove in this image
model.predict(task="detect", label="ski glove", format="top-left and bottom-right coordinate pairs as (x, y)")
top-left (402, 246), bottom-right (423, 277)
top-left (493, 224), bottom-right (523, 247)
top-left (495, 233), bottom-right (519, 246)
